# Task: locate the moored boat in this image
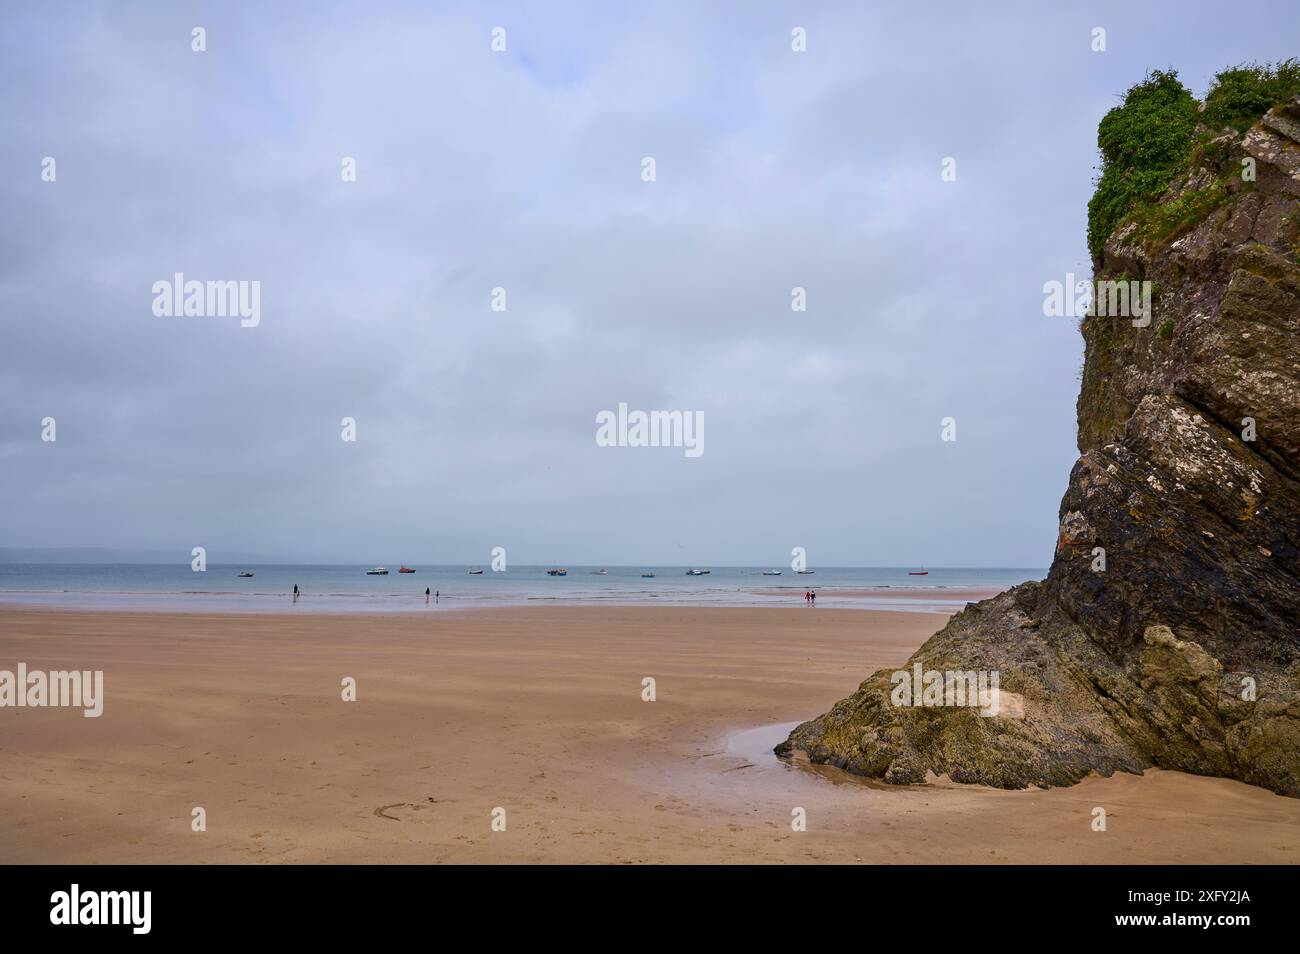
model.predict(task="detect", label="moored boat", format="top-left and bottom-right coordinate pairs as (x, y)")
top-left (366, 567), bottom-right (389, 575)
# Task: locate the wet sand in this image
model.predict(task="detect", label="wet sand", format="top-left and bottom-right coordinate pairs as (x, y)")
top-left (1, 605), bottom-right (1297, 863)
top-left (755, 587), bottom-right (1001, 601)
top-left (754, 586), bottom-right (1004, 612)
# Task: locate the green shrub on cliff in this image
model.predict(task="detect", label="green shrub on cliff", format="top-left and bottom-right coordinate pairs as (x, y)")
top-left (1203, 59), bottom-right (1300, 134)
top-left (1087, 70), bottom-right (1198, 262)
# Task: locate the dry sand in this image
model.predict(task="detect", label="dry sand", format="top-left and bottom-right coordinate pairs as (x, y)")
top-left (1, 604), bottom-right (1296, 864)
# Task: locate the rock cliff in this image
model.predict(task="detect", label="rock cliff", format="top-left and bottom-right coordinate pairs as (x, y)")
top-left (777, 81), bottom-right (1300, 796)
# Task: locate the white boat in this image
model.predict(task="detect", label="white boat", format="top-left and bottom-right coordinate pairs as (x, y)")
top-left (686, 568), bottom-right (710, 576)
top-left (547, 568), bottom-right (567, 576)
top-left (468, 568), bottom-right (484, 575)
top-left (238, 571), bottom-right (254, 578)
top-left (366, 567), bottom-right (389, 575)
top-left (589, 569), bottom-right (607, 575)
top-left (762, 570), bottom-right (782, 576)
top-left (796, 570), bottom-right (815, 575)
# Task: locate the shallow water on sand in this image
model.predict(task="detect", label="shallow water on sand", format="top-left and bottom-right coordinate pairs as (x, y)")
top-left (674, 721), bottom-right (906, 797)
top-left (726, 722), bottom-right (801, 766)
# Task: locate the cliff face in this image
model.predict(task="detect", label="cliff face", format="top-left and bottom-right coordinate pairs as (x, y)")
top-left (777, 97), bottom-right (1300, 796)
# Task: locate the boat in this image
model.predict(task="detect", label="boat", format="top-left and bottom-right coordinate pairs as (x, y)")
top-left (908, 571), bottom-right (929, 576)
top-left (589, 569), bottom-right (607, 575)
top-left (685, 568), bottom-right (710, 576)
top-left (762, 570), bottom-right (782, 576)
top-left (796, 570), bottom-right (815, 575)
top-left (238, 571), bottom-right (254, 578)
top-left (468, 568), bottom-right (484, 575)
top-left (398, 566), bottom-right (415, 574)
top-left (641, 572), bottom-right (655, 578)
top-left (547, 568), bottom-right (567, 576)
top-left (366, 567), bottom-right (389, 575)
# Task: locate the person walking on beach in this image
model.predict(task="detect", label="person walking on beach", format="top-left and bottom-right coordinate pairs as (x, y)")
top-left (292, 584), bottom-right (299, 604)
top-left (810, 589), bottom-right (816, 606)
top-left (804, 589), bottom-right (810, 606)
top-left (435, 590), bottom-right (439, 604)
top-left (425, 587), bottom-right (430, 605)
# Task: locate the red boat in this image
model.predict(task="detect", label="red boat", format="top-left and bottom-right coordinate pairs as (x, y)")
top-left (398, 566), bottom-right (416, 573)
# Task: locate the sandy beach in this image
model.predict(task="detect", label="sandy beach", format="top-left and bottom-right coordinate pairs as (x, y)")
top-left (2, 604), bottom-right (1297, 864)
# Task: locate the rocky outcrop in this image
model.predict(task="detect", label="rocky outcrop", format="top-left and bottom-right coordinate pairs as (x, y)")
top-left (778, 97), bottom-right (1300, 796)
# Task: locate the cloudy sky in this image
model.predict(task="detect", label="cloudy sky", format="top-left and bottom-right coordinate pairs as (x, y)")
top-left (2, 1), bottom-right (1297, 566)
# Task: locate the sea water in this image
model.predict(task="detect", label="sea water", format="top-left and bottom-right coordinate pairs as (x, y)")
top-left (0, 564), bottom-right (1045, 614)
